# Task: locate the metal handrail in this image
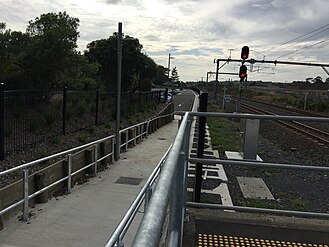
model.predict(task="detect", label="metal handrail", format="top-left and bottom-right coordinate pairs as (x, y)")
top-left (0, 134), bottom-right (114, 177)
top-left (105, 144), bottom-right (173, 247)
top-left (132, 112), bottom-right (190, 247)
top-left (176, 111), bottom-right (329, 123)
top-left (0, 112), bottom-right (174, 221)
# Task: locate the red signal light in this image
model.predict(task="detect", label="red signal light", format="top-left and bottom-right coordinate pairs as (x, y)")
top-left (241, 46), bottom-right (249, 60)
top-left (239, 65), bottom-right (247, 79)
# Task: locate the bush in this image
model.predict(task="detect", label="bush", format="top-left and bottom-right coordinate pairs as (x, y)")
top-left (139, 78), bottom-right (152, 92)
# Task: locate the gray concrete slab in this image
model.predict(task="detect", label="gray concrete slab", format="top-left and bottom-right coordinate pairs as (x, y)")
top-left (237, 176), bottom-right (275, 200)
top-left (0, 119), bottom-right (179, 247)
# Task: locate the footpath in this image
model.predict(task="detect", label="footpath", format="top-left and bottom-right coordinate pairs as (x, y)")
top-left (0, 118), bottom-right (180, 247)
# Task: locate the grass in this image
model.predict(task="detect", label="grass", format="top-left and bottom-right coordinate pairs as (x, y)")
top-left (78, 133), bottom-right (88, 143)
top-left (207, 104), bottom-right (240, 154)
top-left (50, 135), bottom-right (61, 145)
top-left (241, 198), bottom-right (280, 210)
top-left (291, 198), bottom-right (309, 211)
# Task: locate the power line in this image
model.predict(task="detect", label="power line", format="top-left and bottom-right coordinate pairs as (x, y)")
top-left (266, 26), bottom-right (329, 57)
top-left (276, 37), bottom-right (329, 59)
top-left (262, 23), bottom-right (329, 54)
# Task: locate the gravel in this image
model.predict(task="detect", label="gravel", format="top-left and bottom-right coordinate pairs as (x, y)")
top-left (223, 108), bottom-right (329, 213)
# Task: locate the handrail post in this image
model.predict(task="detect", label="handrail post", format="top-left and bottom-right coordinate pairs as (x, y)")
top-left (94, 144), bottom-right (98, 176)
top-left (111, 137), bottom-right (115, 164)
top-left (144, 185), bottom-right (152, 211)
top-left (114, 239), bottom-right (124, 247)
top-left (125, 130), bottom-right (128, 151)
top-left (23, 169), bottom-right (29, 222)
top-left (67, 154), bottom-right (72, 193)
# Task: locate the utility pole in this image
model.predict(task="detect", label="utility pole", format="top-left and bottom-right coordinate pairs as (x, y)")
top-left (228, 48), bottom-right (234, 59)
top-left (167, 53), bottom-right (175, 83)
top-left (115, 22), bottom-right (122, 161)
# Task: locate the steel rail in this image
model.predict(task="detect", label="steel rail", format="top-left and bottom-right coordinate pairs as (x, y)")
top-left (132, 112), bottom-right (190, 247)
top-left (0, 134), bottom-right (115, 177)
top-left (241, 103), bottom-right (329, 144)
top-left (105, 145), bottom-right (172, 247)
top-left (175, 111), bottom-right (329, 123)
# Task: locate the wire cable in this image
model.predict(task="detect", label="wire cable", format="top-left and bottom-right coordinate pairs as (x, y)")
top-left (262, 23), bottom-right (329, 54)
top-left (276, 37), bottom-right (329, 59)
top-left (266, 26), bottom-right (329, 57)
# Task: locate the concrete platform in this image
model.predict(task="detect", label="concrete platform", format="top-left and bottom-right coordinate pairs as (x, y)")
top-left (0, 119), bottom-right (180, 247)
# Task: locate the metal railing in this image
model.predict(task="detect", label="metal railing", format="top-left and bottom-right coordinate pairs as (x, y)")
top-left (109, 111), bottom-right (329, 247)
top-left (105, 144), bottom-right (172, 247)
top-left (131, 112), bottom-right (192, 247)
top-left (0, 112), bottom-right (174, 222)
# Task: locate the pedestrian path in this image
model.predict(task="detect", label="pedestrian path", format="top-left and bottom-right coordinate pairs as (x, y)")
top-left (0, 118), bottom-right (179, 247)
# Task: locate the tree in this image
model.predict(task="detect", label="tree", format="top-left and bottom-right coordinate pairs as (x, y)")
top-left (171, 67), bottom-right (180, 85)
top-left (23, 12), bottom-right (80, 89)
top-left (85, 33), bottom-right (165, 92)
top-left (0, 23), bottom-right (28, 85)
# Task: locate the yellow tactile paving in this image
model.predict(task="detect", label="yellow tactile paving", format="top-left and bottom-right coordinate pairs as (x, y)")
top-left (196, 233), bottom-right (328, 247)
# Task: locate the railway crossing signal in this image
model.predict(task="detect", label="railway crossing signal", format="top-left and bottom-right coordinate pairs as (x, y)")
top-left (241, 46), bottom-right (249, 60)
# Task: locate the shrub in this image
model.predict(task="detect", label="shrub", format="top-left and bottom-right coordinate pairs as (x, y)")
top-left (139, 78), bottom-right (152, 92)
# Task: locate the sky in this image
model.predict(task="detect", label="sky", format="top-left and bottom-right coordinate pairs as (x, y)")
top-left (1, 0), bottom-right (329, 83)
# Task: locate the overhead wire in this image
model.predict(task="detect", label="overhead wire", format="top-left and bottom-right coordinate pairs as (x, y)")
top-left (266, 26), bottom-right (329, 57)
top-left (276, 37), bottom-right (329, 59)
top-left (262, 23), bottom-right (329, 55)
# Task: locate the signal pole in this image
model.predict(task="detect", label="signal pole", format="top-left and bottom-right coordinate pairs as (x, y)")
top-left (213, 59), bottom-right (220, 101)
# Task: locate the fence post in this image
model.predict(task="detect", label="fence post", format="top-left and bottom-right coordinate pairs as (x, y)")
top-left (0, 83), bottom-right (4, 161)
top-left (95, 91), bottom-right (99, 125)
top-left (62, 87), bottom-right (67, 135)
top-left (193, 92), bottom-right (208, 202)
top-left (23, 169), bottom-right (29, 222)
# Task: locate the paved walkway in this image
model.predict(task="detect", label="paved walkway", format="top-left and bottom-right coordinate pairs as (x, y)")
top-left (0, 119), bottom-right (179, 247)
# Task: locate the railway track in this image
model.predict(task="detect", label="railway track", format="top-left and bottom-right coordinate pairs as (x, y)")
top-left (243, 98), bottom-right (329, 118)
top-left (240, 102), bottom-right (329, 145)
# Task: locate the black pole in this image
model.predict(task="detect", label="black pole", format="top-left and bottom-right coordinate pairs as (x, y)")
top-left (216, 58), bottom-right (329, 67)
top-left (0, 83), bottom-right (5, 161)
top-left (62, 87), bottom-right (67, 135)
top-left (193, 92), bottom-right (208, 202)
top-left (95, 90), bottom-right (99, 125)
top-left (214, 59), bottom-right (219, 101)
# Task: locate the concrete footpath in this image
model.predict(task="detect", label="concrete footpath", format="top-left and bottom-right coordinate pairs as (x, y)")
top-left (0, 118), bottom-right (180, 247)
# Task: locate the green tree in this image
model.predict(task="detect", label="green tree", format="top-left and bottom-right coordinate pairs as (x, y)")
top-left (139, 78), bottom-right (152, 91)
top-left (23, 12), bottom-right (80, 89)
top-left (85, 33), bottom-right (145, 92)
top-left (0, 23), bottom-right (28, 85)
top-left (171, 66), bottom-right (180, 85)
top-left (85, 33), bottom-right (167, 91)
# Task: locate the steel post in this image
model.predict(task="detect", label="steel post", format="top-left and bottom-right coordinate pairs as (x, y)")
top-left (67, 154), bottom-right (72, 193)
top-left (23, 169), bottom-right (29, 222)
top-left (94, 144), bottom-right (98, 176)
top-left (115, 22), bottom-right (123, 161)
top-left (193, 93), bottom-right (208, 202)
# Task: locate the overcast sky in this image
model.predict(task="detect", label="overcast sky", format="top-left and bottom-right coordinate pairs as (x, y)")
top-left (1, 0), bottom-right (329, 82)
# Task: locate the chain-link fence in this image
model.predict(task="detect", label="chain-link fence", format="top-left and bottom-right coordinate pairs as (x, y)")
top-left (0, 86), bottom-right (164, 159)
